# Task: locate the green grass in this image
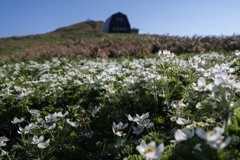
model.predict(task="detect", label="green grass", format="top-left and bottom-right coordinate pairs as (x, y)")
top-left (0, 46), bottom-right (26, 56)
top-left (13, 35), bottom-right (68, 43)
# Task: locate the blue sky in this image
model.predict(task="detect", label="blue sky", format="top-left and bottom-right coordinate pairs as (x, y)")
top-left (1, 0), bottom-right (240, 38)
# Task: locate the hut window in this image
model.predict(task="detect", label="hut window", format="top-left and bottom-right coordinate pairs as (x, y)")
top-left (116, 17), bottom-right (123, 21)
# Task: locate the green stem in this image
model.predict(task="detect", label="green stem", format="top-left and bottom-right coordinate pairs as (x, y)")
top-left (125, 122), bottom-right (135, 140)
top-left (0, 147), bottom-right (11, 160)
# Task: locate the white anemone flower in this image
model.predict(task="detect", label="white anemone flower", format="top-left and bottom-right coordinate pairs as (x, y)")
top-left (56, 111), bottom-right (69, 117)
top-left (136, 112), bottom-right (149, 121)
top-left (207, 83), bottom-right (219, 93)
top-left (66, 119), bottom-right (79, 127)
top-left (208, 137), bottom-right (231, 150)
top-left (0, 150), bottom-right (7, 157)
top-left (170, 128), bottom-right (194, 143)
top-left (31, 135), bottom-right (44, 144)
top-left (30, 109), bottom-right (40, 117)
top-left (91, 106), bottom-right (101, 117)
top-left (45, 114), bottom-right (59, 123)
top-left (128, 114), bottom-right (139, 122)
top-left (112, 122), bottom-right (128, 137)
top-left (145, 122), bottom-right (154, 128)
top-left (196, 127), bottom-right (224, 142)
top-left (133, 124), bottom-right (144, 134)
top-left (28, 122), bottom-right (38, 129)
top-left (0, 141), bottom-right (7, 147)
top-left (194, 143), bottom-right (202, 152)
top-left (37, 139), bottom-right (50, 148)
top-left (84, 130), bottom-right (94, 138)
top-left (116, 139), bottom-right (125, 148)
top-left (225, 75), bottom-right (237, 85)
top-left (137, 119), bottom-right (154, 128)
top-left (234, 82), bottom-right (240, 92)
top-left (17, 125), bottom-right (30, 134)
top-left (44, 123), bottom-right (56, 130)
top-left (192, 77), bottom-right (207, 91)
top-left (0, 136), bottom-right (9, 142)
top-left (136, 141), bottom-right (164, 160)
top-left (214, 77), bottom-right (226, 86)
top-left (112, 122), bottom-right (128, 130)
top-left (176, 117), bottom-right (191, 125)
top-left (11, 117), bottom-right (25, 124)
top-left (172, 99), bottom-right (189, 113)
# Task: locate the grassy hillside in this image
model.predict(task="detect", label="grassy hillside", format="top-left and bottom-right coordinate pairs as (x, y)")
top-left (1, 20), bottom-right (240, 62)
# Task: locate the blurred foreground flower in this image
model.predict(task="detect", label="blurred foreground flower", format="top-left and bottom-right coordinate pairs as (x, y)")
top-left (170, 128), bottom-right (194, 143)
top-left (136, 140), bottom-right (164, 160)
top-left (11, 117), bottom-right (25, 124)
top-left (37, 139), bottom-right (50, 149)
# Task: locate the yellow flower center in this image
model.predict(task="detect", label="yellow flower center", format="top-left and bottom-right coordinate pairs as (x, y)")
top-left (140, 120), bottom-right (146, 125)
top-left (22, 129), bottom-right (27, 133)
top-left (205, 130), bottom-right (215, 135)
top-left (144, 146), bottom-right (156, 154)
top-left (40, 142), bottom-right (46, 147)
top-left (136, 127), bottom-right (142, 131)
top-left (217, 141), bottom-right (223, 147)
top-left (182, 119), bottom-right (187, 123)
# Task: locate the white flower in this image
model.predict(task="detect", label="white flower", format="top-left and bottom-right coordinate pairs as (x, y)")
top-left (176, 117), bottom-right (191, 125)
top-left (136, 141), bottom-right (164, 160)
top-left (56, 111), bottom-right (69, 117)
top-left (136, 112), bottom-right (149, 121)
top-left (44, 123), bottom-right (56, 130)
top-left (0, 135), bottom-right (9, 142)
top-left (11, 117), bottom-right (25, 124)
top-left (116, 139), bottom-right (125, 148)
top-left (172, 99), bottom-right (189, 113)
top-left (127, 90), bottom-right (135, 94)
top-left (37, 139), bottom-right (50, 148)
top-left (194, 143), bottom-right (202, 152)
top-left (196, 127), bottom-right (224, 142)
top-left (91, 106), bottom-right (101, 117)
top-left (208, 137), bottom-right (231, 150)
top-left (28, 122), bottom-right (38, 129)
top-left (17, 126), bottom-right (30, 134)
top-left (31, 135), bottom-right (44, 144)
top-left (66, 119), bottom-right (79, 127)
top-left (196, 102), bottom-right (201, 109)
top-left (170, 128), bottom-right (194, 143)
top-left (112, 122), bottom-right (128, 137)
top-left (112, 121), bottom-right (128, 130)
top-left (133, 124), bottom-right (144, 134)
top-left (0, 141), bottom-right (7, 147)
top-left (45, 114), bottom-right (59, 123)
top-left (84, 130), bottom-right (94, 138)
top-left (0, 150), bottom-right (7, 157)
top-left (192, 77), bottom-right (207, 91)
top-left (30, 109), bottom-right (40, 116)
top-left (128, 114), bottom-right (139, 122)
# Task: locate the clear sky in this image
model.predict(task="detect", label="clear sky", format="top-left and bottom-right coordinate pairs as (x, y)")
top-left (1, 0), bottom-right (240, 38)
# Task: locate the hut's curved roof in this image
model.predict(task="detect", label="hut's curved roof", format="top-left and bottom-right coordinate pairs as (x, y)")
top-left (102, 12), bottom-right (131, 33)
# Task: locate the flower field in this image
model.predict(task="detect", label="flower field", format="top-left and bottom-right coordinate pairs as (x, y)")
top-left (1, 50), bottom-right (240, 159)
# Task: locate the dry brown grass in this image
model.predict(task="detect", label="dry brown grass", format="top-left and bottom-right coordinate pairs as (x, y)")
top-left (11, 34), bottom-right (240, 61)
top-left (12, 36), bottom-right (160, 60)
